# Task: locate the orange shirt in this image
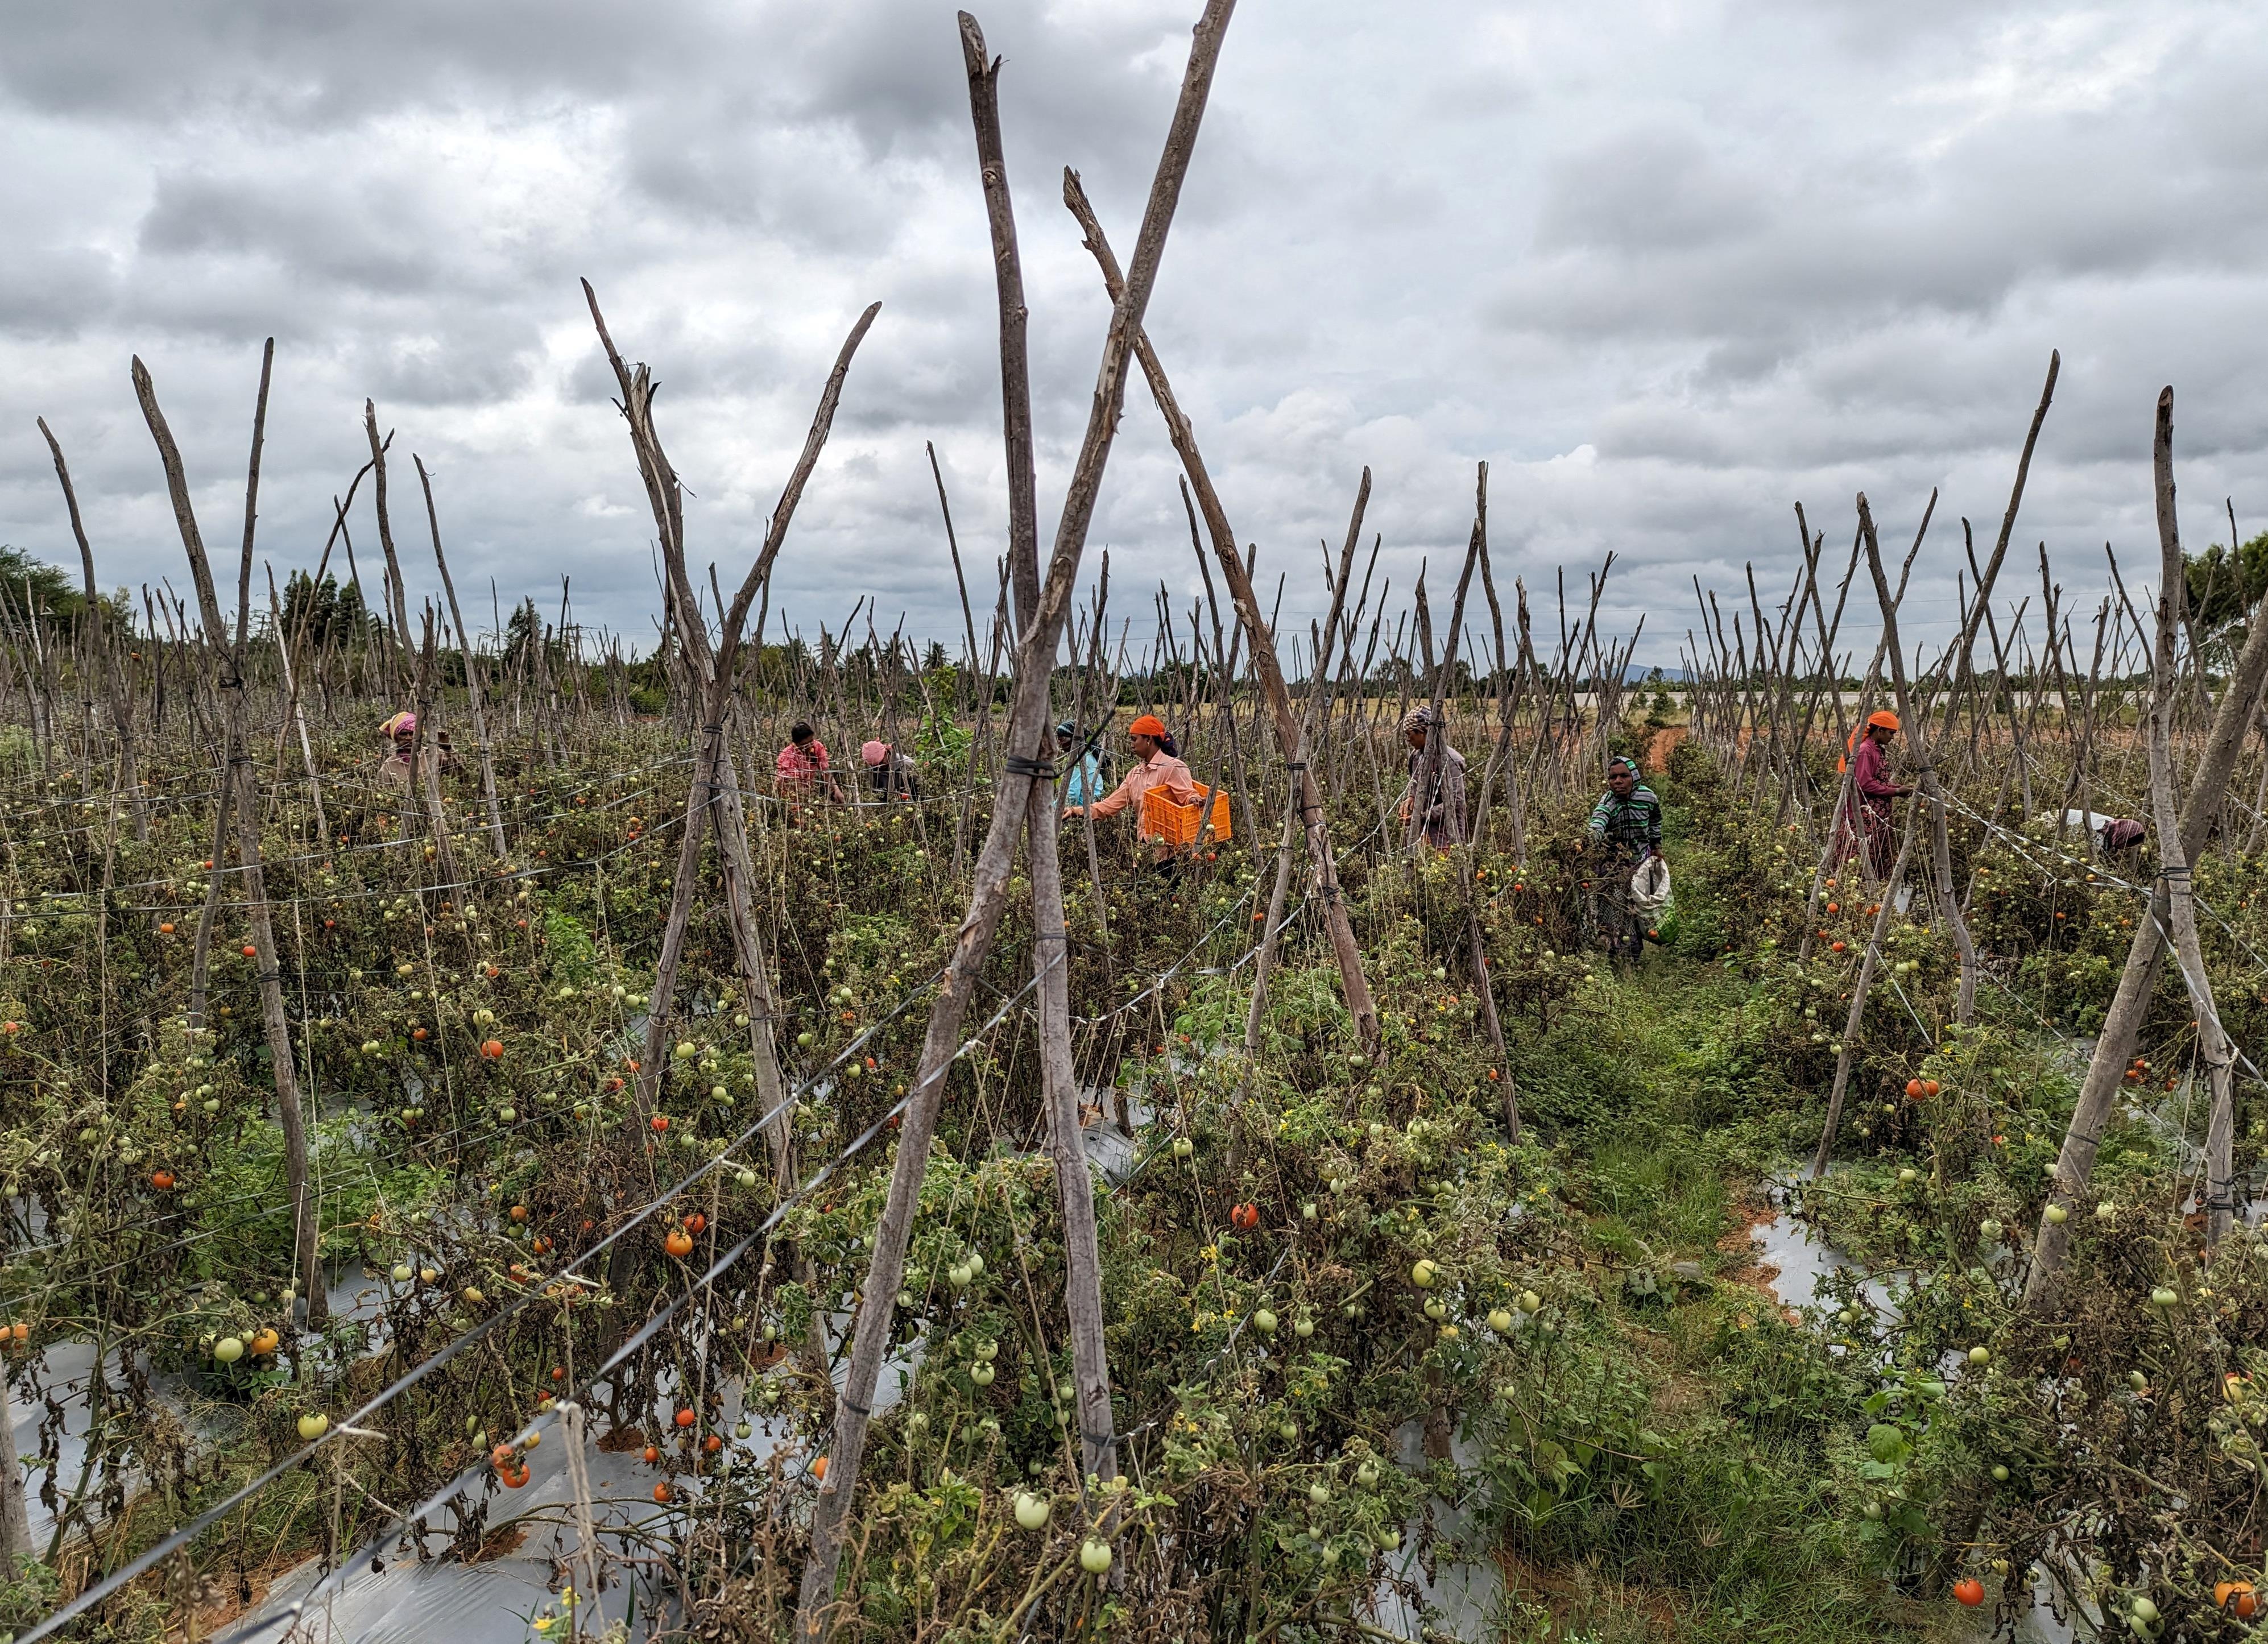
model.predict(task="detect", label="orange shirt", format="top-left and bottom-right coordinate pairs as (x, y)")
top-left (1087, 751), bottom-right (1201, 827)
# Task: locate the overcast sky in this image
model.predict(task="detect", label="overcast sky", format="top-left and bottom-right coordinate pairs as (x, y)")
top-left (1, 0), bottom-right (2262, 674)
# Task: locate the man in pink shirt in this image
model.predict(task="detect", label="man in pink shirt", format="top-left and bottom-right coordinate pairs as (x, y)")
top-left (776, 722), bottom-right (843, 802)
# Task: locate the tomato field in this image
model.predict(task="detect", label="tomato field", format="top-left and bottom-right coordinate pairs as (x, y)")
top-left (6, 6), bottom-right (2268, 1643)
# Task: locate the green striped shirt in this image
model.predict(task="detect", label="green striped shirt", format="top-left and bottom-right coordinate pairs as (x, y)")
top-left (1586, 784), bottom-right (1662, 857)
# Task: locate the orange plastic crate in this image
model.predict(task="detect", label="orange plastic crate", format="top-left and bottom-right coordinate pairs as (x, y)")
top-left (1140, 782), bottom-right (1231, 846)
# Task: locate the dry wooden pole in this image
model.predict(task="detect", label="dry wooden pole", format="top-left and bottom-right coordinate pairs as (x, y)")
top-left (415, 457), bottom-right (508, 856)
top-left (1062, 165), bottom-right (1379, 1055)
top-left (265, 565), bottom-right (329, 848)
top-left (2023, 521), bottom-right (2268, 1293)
top-left (1810, 802), bottom-right (1921, 1178)
top-left (2139, 388), bottom-right (2239, 1247)
top-left (0, 1373), bottom-right (28, 1566)
top-left (133, 342), bottom-right (325, 1323)
top-left (411, 608), bottom-right (459, 893)
top-left (362, 401), bottom-right (415, 696)
top-left (1419, 466), bottom-right (1513, 1113)
top-left (957, 2), bottom-right (1120, 1500)
top-left (1857, 492), bottom-right (1981, 1021)
top-left (585, 285), bottom-right (879, 1190)
top-left (38, 419), bottom-right (146, 844)
top-left (1245, 470), bottom-right (1371, 1067)
top-left (797, 9), bottom-right (1236, 1626)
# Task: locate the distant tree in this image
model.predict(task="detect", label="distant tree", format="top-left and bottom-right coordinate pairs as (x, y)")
top-left (280, 570), bottom-right (375, 647)
top-left (0, 544), bottom-right (133, 635)
top-left (924, 640), bottom-right (949, 672)
top-left (2186, 531), bottom-right (2268, 644)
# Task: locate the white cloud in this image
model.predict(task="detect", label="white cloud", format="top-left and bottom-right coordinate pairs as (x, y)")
top-left (0, 0), bottom-right (2262, 674)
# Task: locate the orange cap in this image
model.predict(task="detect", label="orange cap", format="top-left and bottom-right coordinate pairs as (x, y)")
top-left (1128, 714), bottom-right (1168, 739)
top-left (1866, 710), bottom-right (1899, 731)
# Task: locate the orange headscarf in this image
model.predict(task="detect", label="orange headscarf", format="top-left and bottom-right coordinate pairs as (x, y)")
top-left (1838, 710), bottom-right (1900, 771)
top-left (1128, 714), bottom-right (1168, 739)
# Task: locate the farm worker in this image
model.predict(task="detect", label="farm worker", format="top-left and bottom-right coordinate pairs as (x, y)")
top-left (1056, 721), bottom-right (1105, 809)
top-left (1065, 715), bottom-right (1202, 855)
top-left (2096, 816), bottom-right (2146, 856)
top-left (1580, 755), bottom-right (1662, 963)
top-left (776, 722), bottom-right (843, 802)
top-left (859, 739), bottom-right (921, 801)
top-left (1841, 710), bottom-right (1910, 878)
top-left (1395, 705), bottom-right (1467, 850)
top-left (378, 711), bottom-right (456, 789)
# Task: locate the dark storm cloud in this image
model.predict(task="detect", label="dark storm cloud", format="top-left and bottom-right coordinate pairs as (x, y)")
top-left (0, 0), bottom-right (2263, 673)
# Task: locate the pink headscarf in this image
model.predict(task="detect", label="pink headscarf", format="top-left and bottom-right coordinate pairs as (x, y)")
top-left (860, 740), bottom-right (888, 767)
top-left (382, 711), bottom-right (417, 738)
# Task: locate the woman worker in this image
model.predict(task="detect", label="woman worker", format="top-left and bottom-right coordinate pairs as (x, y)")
top-left (1063, 714), bottom-right (1202, 863)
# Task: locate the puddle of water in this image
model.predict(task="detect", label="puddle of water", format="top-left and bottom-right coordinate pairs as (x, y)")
top-left (1367, 1420), bottom-right (1504, 1641)
top-left (233, 1319), bottom-right (924, 1642)
top-left (1754, 1184), bottom-right (2095, 1641)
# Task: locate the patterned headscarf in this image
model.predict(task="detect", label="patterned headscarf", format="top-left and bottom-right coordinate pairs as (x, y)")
top-left (382, 711), bottom-right (416, 738)
top-left (1400, 705), bottom-right (1436, 737)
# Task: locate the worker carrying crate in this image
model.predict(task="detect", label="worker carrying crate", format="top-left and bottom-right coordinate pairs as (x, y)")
top-left (1063, 714), bottom-right (1230, 846)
